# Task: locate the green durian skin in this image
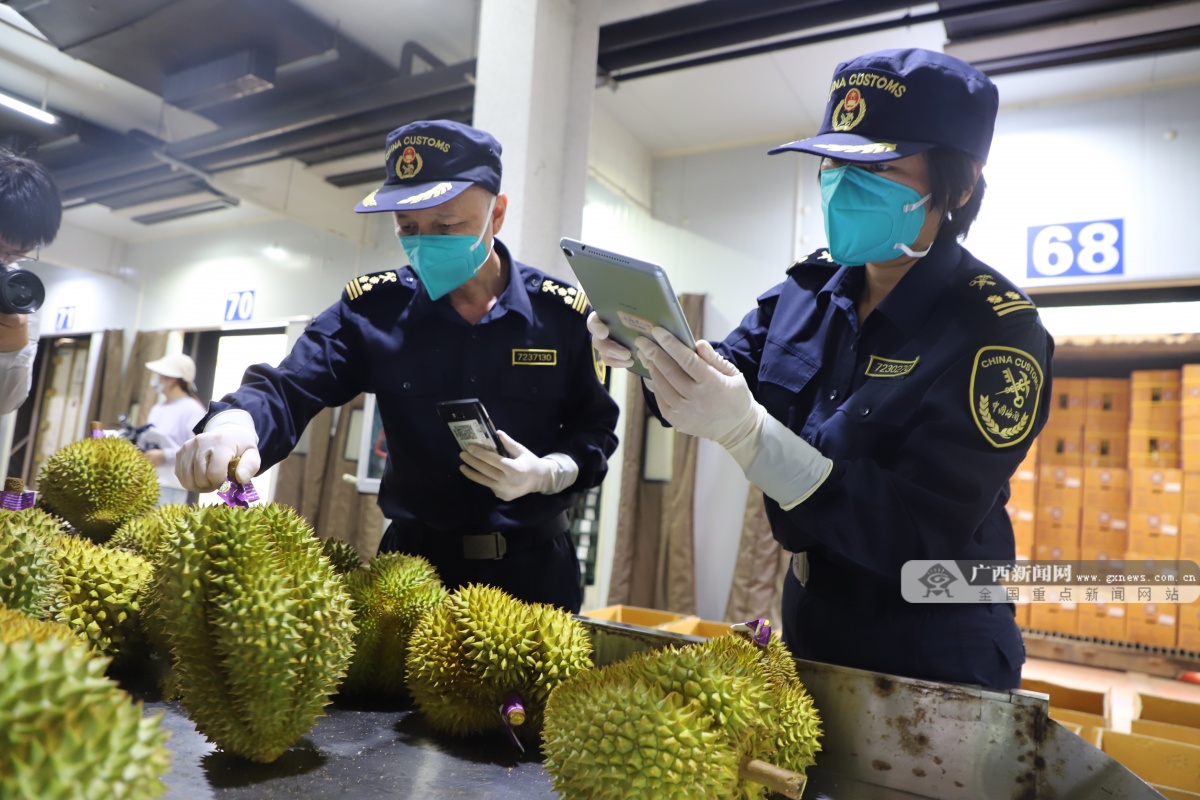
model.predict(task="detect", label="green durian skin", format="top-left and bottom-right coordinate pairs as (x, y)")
top-left (55, 534), bottom-right (153, 664)
top-left (38, 437), bottom-right (160, 543)
top-left (404, 583), bottom-right (593, 743)
top-left (0, 604), bottom-right (77, 646)
top-left (0, 508), bottom-right (66, 618)
top-left (0, 635), bottom-right (171, 800)
top-left (542, 634), bottom-right (823, 800)
top-left (108, 505), bottom-right (189, 559)
top-left (148, 503), bottom-right (357, 763)
top-left (340, 553), bottom-right (447, 699)
top-left (321, 538), bottom-right (364, 575)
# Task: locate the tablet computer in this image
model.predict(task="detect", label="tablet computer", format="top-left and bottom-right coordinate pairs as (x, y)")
top-left (559, 238), bottom-right (695, 379)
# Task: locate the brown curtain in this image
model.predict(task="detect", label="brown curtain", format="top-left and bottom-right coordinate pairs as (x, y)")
top-left (724, 485), bottom-right (791, 626)
top-left (89, 329), bottom-right (125, 427)
top-left (273, 406), bottom-right (334, 521)
top-left (313, 395), bottom-right (385, 561)
top-left (606, 294), bottom-right (704, 614)
top-left (115, 330), bottom-right (168, 426)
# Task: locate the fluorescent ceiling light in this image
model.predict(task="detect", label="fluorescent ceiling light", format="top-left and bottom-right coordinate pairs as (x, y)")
top-left (0, 91), bottom-right (57, 125)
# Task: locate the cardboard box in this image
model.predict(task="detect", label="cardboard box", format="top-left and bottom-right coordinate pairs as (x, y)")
top-left (1080, 527), bottom-right (1126, 562)
top-left (1126, 601), bottom-right (1179, 648)
top-left (1047, 377), bottom-right (1087, 428)
top-left (1183, 364), bottom-right (1200, 418)
top-left (1038, 425), bottom-right (1084, 467)
top-left (1009, 465), bottom-right (1037, 507)
top-left (1185, 473), bottom-right (1200, 516)
top-left (1129, 401), bottom-right (1182, 429)
top-left (1182, 513), bottom-right (1200, 563)
top-left (1035, 505), bottom-right (1081, 549)
top-left (1130, 468), bottom-right (1184, 511)
top-left (1130, 369), bottom-right (1182, 403)
top-left (1131, 694), bottom-right (1200, 747)
top-left (1078, 602), bottom-right (1126, 642)
top-left (1020, 678), bottom-right (1110, 720)
top-left (1038, 465), bottom-right (1083, 506)
top-left (1179, 600), bottom-right (1200, 652)
top-left (1082, 428), bottom-right (1128, 468)
top-left (1128, 510), bottom-right (1183, 559)
top-left (1079, 505), bottom-right (1128, 537)
top-left (1030, 601), bottom-right (1079, 635)
top-left (1007, 504), bottom-right (1036, 553)
top-left (1085, 377), bottom-right (1131, 427)
top-left (657, 617), bottom-right (737, 639)
top-left (1014, 600), bottom-right (1030, 628)
top-left (1100, 730), bottom-right (1200, 793)
top-left (1128, 430), bottom-right (1181, 469)
top-left (1183, 435), bottom-right (1200, 471)
top-left (1083, 467), bottom-right (1129, 503)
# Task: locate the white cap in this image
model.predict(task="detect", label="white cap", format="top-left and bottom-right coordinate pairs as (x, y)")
top-left (146, 353), bottom-right (196, 384)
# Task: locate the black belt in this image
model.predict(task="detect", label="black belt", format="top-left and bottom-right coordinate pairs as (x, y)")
top-left (394, 512), bottom-right (569, 561)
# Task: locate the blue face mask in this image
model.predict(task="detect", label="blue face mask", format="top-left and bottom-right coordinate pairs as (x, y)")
top-left (820, 166), bottom-right (932, 266)
top-left (399, 195), bottom-right (497, 300)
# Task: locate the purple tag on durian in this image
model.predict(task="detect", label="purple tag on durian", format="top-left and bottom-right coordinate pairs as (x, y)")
top-left (217, 478), bottom-right (259, 508)
top-left (731, 617), bottom-right (772, 649)
top-left (500, 694), bottom-right (526, 752)
top-left (0, 490), bottom-right (36, 510)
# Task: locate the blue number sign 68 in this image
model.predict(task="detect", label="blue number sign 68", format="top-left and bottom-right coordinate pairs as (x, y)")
top-left (1027, 219), bottom-right (1123, 279)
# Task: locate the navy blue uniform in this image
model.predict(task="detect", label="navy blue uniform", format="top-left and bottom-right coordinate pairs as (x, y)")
top-left (713, 230), bottom-right (1053, 689)
top-left (205, 240), bottom-right (619, 611)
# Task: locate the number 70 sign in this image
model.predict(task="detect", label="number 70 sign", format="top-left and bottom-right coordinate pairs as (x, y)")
top-left (1027, 219), bottom-right (1123, 279)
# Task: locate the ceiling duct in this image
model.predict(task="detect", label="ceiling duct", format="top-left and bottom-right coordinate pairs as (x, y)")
top-left (162, 48), bottom-right (277, 111)
top-left (131, 194), bottom-right (240, 225)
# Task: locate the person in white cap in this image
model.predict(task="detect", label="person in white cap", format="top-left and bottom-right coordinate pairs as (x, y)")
top-left (143, 353), bottom-right (206, 505)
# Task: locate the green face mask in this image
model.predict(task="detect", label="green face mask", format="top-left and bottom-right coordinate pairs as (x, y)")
top-left (398, 195), bottom-right (497, 300)
top-left (820, 166), bottom-right (932, 266)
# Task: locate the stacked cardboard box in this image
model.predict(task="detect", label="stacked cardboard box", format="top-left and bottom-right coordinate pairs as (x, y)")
top-left (1085, 378), bottom-right (1130, 467)
top-left (1041, 377), bottom-right (1086, 467)
top-left (1129, 370), bottom-right (1181, 468)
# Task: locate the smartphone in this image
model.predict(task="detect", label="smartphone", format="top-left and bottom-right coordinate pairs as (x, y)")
top-left (436, 398), bottom-right (510, 458)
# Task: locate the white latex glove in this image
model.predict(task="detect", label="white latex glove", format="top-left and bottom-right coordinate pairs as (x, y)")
top-left (635, 327), bottom-right (759, 448)
top-left (586, 311), bottom-right (636, 370)
top-left (637, 327), bottom-right (833, 509)
top-left (175, 409), bottom-right (262, 492)
top-left (459, 430), bottom-right (579, 502)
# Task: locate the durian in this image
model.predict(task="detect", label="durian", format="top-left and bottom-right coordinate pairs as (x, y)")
top-left (0, 508), bottom-right (65, 618)
top-left (340, 553), bottom-right (447, 699)
top-left (38, 436), bottom-right (159, 542)
top-left (542, 633), bottom-right (822, 799)
top-left (55, 534), bottom-right (154, 663)
top-left (405, 584), bottom-right (592, 745)
top-left (147, 503), bottom-right (357, 763)
top-left (0, 604), bottom-right (77, 645)
top-left (322, 537), bottom-right (364, 575)
top-left (0, 634), bottom-right (171, 800)
top-left (109, 505), bottom-right (189, 558)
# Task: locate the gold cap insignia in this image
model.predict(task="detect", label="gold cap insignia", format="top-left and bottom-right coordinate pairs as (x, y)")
top-left (396, 146), bottom-right (423, 180)
top-left (832, 88), bottom-right (866, 131)
top-left (970, 346), bottom-right (1043, 448)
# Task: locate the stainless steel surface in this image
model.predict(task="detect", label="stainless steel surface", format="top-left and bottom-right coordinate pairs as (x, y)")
top-left (139, 616), bottom-right (1165, 800)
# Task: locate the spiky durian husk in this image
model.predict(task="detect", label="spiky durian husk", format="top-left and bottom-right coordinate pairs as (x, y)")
top-left (0, 636), bottom-right (171, 800)
top-left (542, 634), bottom-right (822, 800)
top-left (404, 584), bottom-right (592, 743)
top-left (340, 553), bottom-right (446, 698)
top-left (38, 437), bottom-right (159, 543)
top-left (108, 505), bottom-right (189, 559)
top-left (0, 605), bottom-right (77, 646)
top-left (321, 538), bottom-right (364, 575)
top-left (55, 534), bottom-right (153, 664)
top-left (147, 503), bottom-right (357, 763)
top-left (0, 508), bottom-right (66, 618)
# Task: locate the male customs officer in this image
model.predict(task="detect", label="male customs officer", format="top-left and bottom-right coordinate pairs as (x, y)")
top-left (177, 120), bottom-right (619, 613)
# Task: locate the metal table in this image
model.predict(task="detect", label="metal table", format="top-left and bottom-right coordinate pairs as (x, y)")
top-left (139, 618), bottom-right (1165, 800)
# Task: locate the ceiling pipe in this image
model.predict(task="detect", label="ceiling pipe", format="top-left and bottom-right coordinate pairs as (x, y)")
top-left (609, 0), bottom-right (1088, 81)
top-left (973, 24), bottom-right (1200, 74)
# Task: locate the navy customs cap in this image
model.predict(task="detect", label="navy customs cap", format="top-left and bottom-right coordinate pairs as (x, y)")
top-left (769, 48), bottom-right (999, 164)
top-left (355, 120), bottom-right (503, 213)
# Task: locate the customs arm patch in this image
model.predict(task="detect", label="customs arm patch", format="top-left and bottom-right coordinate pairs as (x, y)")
top-left (969, 346), bottom-right (1043, 448)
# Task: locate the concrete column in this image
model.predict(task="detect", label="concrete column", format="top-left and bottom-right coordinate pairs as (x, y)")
top-left (473, 0), bottom-right (600, 280)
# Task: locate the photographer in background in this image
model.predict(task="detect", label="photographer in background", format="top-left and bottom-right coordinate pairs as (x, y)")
top-left (0, 149), bottom-right (62, 415)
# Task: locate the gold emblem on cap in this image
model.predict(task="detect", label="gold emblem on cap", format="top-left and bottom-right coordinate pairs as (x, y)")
top-left (396, 146), bottom-right (424, 180)
top-left (832, 87), bottom-right (866, 132)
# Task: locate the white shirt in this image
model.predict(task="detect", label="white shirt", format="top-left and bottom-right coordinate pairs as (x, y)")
top-left (0, 310), bottom-right (40, 415)
top-left (146, 395), bottom-right (207, 489)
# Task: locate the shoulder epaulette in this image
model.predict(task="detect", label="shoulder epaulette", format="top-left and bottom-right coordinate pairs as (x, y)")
top-left (536, 276), bottom-right (589, 315)
top-left (963, 272), bottom-right (1037, 318)
top-left (344, 270), bottom-right (400, 301)
top-left (797, 247), bottom-right (837, 267)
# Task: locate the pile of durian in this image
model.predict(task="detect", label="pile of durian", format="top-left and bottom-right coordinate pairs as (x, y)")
top-left (1, 428), bottom-right (824, 798)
